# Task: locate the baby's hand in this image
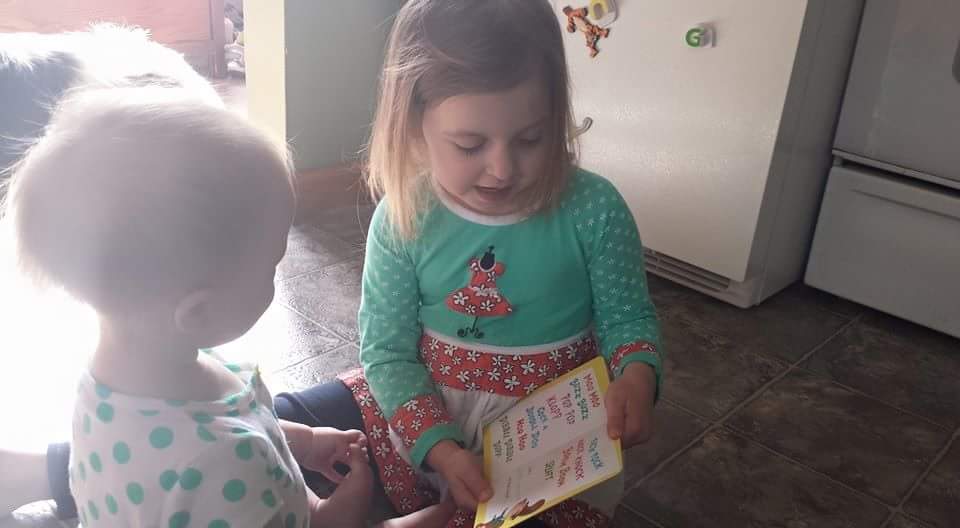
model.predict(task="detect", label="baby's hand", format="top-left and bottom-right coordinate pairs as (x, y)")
top-left (298, 427), bottom-right (367, 483)
top-left (310, 444), bottom-right (373, 528)
top-left (605, 363), bottom-right (656, 448)
top-left (425, 440), bottom-right (491, 511)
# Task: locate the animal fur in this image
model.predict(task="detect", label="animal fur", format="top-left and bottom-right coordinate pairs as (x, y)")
top-left (0, 24), bottom-right (221, 197)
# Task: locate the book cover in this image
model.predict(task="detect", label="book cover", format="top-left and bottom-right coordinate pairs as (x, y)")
top-left (474, 356), bottom-right (623, 528)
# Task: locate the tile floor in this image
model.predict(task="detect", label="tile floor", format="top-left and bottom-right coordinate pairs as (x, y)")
top-left (251, 202), bottom-right (959, 528)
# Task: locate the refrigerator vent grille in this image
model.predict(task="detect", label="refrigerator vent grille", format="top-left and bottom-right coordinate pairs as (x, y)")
top-left (644, 248), bottom-right (731, 293)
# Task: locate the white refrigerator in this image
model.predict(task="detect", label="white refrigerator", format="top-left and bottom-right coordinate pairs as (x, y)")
top-left (806, 0), bottom-right (960, 338)
top-left (556, 0), bottom-right (864, 307)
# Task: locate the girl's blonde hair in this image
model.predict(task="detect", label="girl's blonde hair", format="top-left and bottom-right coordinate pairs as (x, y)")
top-left (366, 0), bottom-right (578, 239)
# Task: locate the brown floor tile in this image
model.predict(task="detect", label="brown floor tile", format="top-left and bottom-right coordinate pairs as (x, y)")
top-left (887, 514), bottom-right (933, 528)
top-left (217, 301), bottom-right (347, 373)
top-left (728, 370), bottom-right (949, 504)
top-left (904, 439), bottom-right (960, 528)
top-left (648, 275), bottom-right (851, 362)
top-left (267, 344), bottom-right (361, 393)
top-left (278, 258), bottom-right (363, 342)
top-left (804, 311), bottom-right (960, 429)
top-left (623, 401), bottom-right (709, 487)
top-left (785, 282), bottom-right (866, 319)
top-left (277, 225), bottom-right (360, 281)
top-left (307, 203), bottom-right (375, 249)
top-left (660, 316), bottom-right (789, 419)
top-left (625, 428), bottom-right (888, 528)
top-left (612, 506), bottom-right (660, 528)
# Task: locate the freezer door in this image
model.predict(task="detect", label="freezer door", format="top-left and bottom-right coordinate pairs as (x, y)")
top-left (557, 0), bottom-right (808, 282)
top-left (835, 0), bottom-right (960, 183)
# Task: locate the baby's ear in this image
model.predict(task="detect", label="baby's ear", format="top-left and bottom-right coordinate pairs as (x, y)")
top-left (173, 289), bottom-right (215, 335)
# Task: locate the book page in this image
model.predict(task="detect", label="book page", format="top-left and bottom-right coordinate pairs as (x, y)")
top-left (475, 357), bottom-right (622, 528)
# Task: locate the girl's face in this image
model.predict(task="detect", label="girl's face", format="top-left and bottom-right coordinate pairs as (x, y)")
top-left (420, 77), bottom-right (551, 216)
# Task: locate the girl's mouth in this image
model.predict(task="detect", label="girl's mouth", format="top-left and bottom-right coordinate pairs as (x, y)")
top-left (474, 186), bottom-right (512, 200)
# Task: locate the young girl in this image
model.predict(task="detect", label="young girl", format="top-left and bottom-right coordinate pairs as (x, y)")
top-left (341, 0), bottom-right (664, 526)
top-left (4, 2), bottom-right (662, 526)
top-left (3, 86), bottom-right (452, 528)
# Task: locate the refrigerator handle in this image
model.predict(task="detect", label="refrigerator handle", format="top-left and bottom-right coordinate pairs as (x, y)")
top-left (572, 117), bottom-right (594, 139)
top-left (953, 36), bottom-right (960, 83)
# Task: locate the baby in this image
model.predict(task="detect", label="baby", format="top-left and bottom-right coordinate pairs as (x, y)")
top-left (5, 86), bottom-right (450, 527)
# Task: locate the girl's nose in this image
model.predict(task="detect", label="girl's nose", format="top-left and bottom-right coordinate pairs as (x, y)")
top-left (486, 145), bottom-right (516, 184)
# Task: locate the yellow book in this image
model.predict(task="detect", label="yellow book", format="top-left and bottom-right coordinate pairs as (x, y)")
top-left (474, 357), bottom-right (623, 528)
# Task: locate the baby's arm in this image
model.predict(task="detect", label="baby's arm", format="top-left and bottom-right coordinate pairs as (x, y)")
top-left (280, 420), bottom-right (366, 482)
top-left (374, 497), bottom-right (457, 528)
top-left (308, 444), bottom-right (372, 528)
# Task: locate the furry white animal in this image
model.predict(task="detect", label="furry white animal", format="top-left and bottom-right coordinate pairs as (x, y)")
top-left (0, 24), bottom-right (221, 182)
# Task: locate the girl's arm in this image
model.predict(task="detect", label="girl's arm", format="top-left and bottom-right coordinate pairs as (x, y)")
top-left (359, 204), bottom-right (465, 469)
top-left (582, 176), bottom-right (664, 394)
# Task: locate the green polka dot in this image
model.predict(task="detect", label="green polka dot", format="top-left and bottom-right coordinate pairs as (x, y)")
top-left (139, 410), bottom-right (160, 417)
top-left (222, 479), bottom-right (246, 502)
top-left (95, 384), bottom-right (112, 399)
top-left (231, 427), bottom-right (250, 435)
top-left (261, 489), bottom-right (277, 508)
top-left (271, 466), bottom-right (284, 481)
top-left (165, 399), bottom-right (187, 407)
top-left (249, 400), bottom-right (258, 410)
top-left (169, 511), bottom-right (190, 528)
top-left (83, 414), bottom-right (92, 434)
top-left (225, 410), bottom-right (240, 417)
top-left (96, 402), bottom-right (115, 423)
top-left (225, 364), bottom-right (242, 373)
top-left (150, 427), bottom-right (174, 449)
top-left (105, 494), bottom-right (118, 515)
top-left (285, 513), bottom-right (296, 528)
top-left (192, 412), bottom-right (214, 424)
top-left (126, 482), bottom-right (145, 505)
top-left (78, 462), bottom-right (87, 481)
top-left (180, 468), bottom-right (203, 490)
top-left (113, 442), bottom-right (131, 464)
top-left (89, 452), bottom-right (102, 473)
top-left (208, 521), bottom-right (230, 528)
top-left (88, 500), bottom-right (100, 520)
top-left (160, 470), bottom-right (179, 491)
top-left (235, 440), bottom-right (253, 460)
top-left (225, 395), bottom-right (240, 406)
top-left (197, 425), bottom-right (217, 442)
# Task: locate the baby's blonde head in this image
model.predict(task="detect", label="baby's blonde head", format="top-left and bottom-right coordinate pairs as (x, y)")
top-left (8, 87), bottom-right (295, 316)
top-left (366, 0), bottom-right (577, 239)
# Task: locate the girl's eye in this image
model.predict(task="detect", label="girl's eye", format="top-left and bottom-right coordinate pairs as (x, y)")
top-left (516, 136), bottom-right (543, 147)
top-left (455, 142), bottom-right (485, 157)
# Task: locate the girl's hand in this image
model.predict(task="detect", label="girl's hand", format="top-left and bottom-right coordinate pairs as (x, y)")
top-left (298, 427), bottom-right (368, 483)
top-left (425, 440), bottom-right (492, 511)
top-left (605, 363), bottom-right (656, 448)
